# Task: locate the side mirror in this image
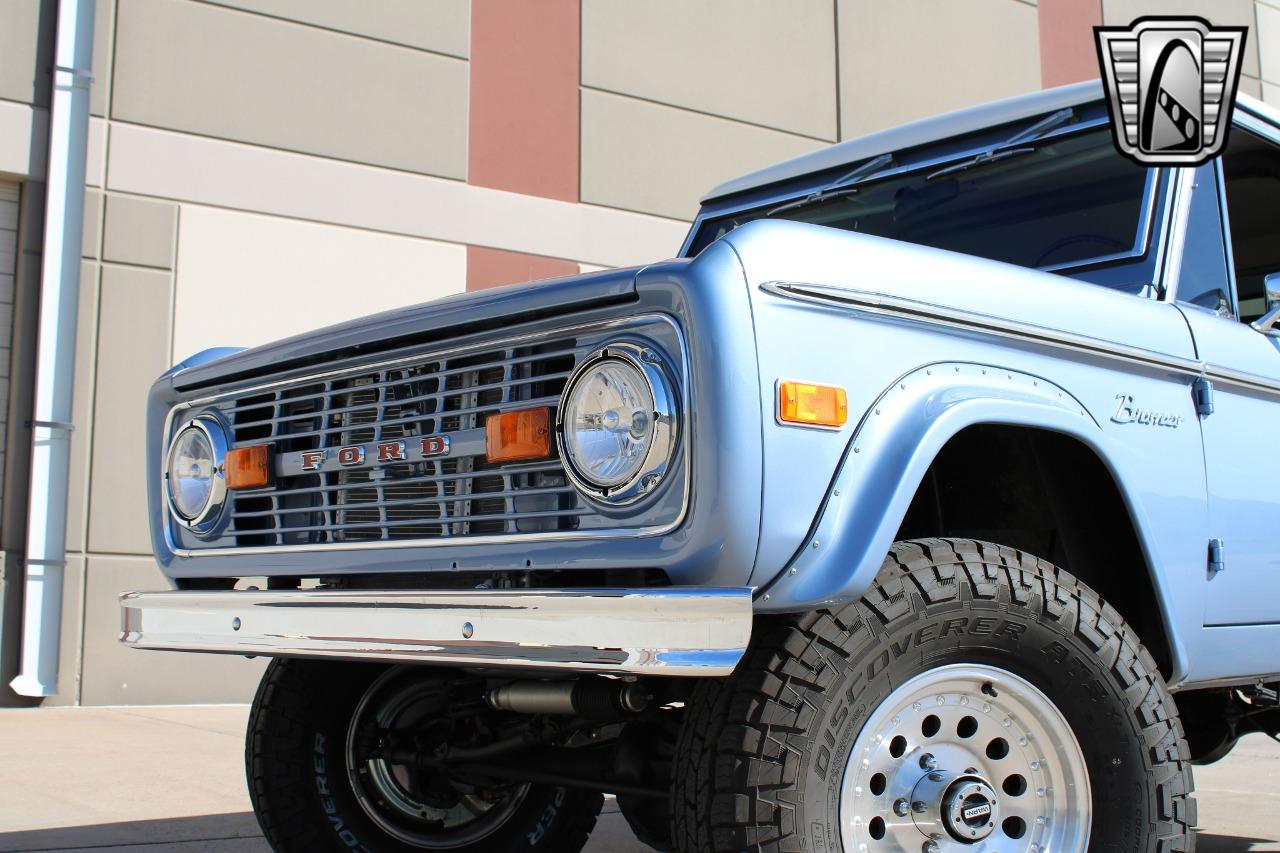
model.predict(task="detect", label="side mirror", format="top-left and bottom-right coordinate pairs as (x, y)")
top-left (1250, 272), bottom-right (1280, 334)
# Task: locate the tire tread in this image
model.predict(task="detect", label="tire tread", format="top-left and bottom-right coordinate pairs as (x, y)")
top-left (670, 538), bottom-right (1196, 852)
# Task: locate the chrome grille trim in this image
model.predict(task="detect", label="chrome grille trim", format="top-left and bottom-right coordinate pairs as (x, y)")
top-left (225, 394), bottom-right (565, 445)
top-left (163, 314), bottom-right (689, 557)
top-left (229, 370), bottom-right (577, 431)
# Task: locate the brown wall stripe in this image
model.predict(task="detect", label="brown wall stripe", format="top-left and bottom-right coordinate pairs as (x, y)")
top-left (1038, 0), bottom-right (1104, 89)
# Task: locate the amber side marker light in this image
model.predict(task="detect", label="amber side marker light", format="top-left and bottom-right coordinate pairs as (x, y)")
top-left (225, 445), bottom-right (272, 490)
top-left (487, 407), bottom-right (552, 463)
top-left (778, 380), bottom-right (848, 428)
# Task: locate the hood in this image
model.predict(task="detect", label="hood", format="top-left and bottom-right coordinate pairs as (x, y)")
top-left (723, 219), bottom-right (1196, 363)
top-left (172, 266), bottom-right (642, 390)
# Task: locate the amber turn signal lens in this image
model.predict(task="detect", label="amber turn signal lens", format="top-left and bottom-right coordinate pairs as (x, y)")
top-left (486, 407), bottom-right (552, 463)
top-left (224, 445), bottom-right (272, 490)
top-left (778, 381), bottom-right (848, 427)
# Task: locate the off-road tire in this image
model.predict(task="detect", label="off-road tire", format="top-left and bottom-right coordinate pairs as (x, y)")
top-left (246, 658), bottom-right (604, 853)
top-left (671, 538), bottom-right (1196, 852)
top-left (616, 715), bottom-right (682, 851)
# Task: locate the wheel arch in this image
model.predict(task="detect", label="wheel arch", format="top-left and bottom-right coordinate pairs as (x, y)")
top-left (755, 362), bottom-right (1187, 683)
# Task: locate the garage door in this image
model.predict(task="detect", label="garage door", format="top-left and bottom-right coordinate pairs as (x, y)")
top-left (0, 181), bottom-right (18, 516)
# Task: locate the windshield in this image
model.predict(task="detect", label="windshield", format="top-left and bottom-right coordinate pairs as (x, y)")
top-left (689, 126), bottom-right (1153, 272)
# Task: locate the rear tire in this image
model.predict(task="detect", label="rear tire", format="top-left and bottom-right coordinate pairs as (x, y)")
top-left (671, 538), bottom-right (1196, 852)
top-left (246, 659), bottom-right (604, 852)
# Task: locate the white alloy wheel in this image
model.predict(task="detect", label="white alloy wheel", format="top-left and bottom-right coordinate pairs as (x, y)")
top-left (840, 663), bottom-right (1091, 852)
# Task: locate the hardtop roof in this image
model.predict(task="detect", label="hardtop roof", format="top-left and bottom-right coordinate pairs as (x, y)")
top-left (701, 80), bottom-right (1273, 204)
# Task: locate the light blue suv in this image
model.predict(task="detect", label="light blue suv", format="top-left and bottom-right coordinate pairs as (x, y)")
top-left (126, 81), bottom-right (1279, 853)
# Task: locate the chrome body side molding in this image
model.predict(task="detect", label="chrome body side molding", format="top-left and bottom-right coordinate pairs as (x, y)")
top-left (763, 281), bottom-right (1280, 400)
top-left (762, 281), bottom-right (1204, 378)
top-left (119, 587), bottom-right (754, 677)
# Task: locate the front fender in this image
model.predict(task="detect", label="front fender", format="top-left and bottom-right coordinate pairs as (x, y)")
top-left (755, 361), bottom-right (1187, 679)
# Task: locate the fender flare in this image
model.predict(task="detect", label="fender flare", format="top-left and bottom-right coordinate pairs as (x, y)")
top-left (755, 361), bottom-right (1187, 681)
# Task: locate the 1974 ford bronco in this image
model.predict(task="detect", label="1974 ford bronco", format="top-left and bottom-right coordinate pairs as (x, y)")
top-left (123, 80), bottom-right (1280, 853)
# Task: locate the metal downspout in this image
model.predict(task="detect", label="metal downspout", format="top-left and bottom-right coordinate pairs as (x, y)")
top-left (9, 0), bottom-right (95, 697)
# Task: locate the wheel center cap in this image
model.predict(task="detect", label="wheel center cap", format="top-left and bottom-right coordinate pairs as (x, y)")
top-left (941, 778), bottom-right (999, 843)
top-left (909, 771), bottom-right (999, 844)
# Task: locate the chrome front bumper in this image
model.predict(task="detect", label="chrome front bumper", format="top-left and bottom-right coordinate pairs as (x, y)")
top-left (119, 587), bottom-right (754, 677)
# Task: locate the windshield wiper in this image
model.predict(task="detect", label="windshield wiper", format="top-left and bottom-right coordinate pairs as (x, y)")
top-left (925, 107), bottom-right (1075, 181)
top-left (765, 151), bottom-right (895, 217)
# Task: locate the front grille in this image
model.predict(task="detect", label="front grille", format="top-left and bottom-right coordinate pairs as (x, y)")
top-left (223, 337), bottom-right (586, 547)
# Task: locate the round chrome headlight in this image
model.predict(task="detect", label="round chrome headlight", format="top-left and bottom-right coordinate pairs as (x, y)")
top-left (165, 415), bottom-right (228, 533)
top-left (558, 343), bottom-right (677, 503)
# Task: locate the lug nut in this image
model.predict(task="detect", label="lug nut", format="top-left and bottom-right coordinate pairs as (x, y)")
top-left (911, 800), bottom-right (928, 814)
top-left (919, 752), bottom-right (938, 770)
top-left (893, 798), bottom-right (910, 817)
top-left (923, 842), bottom-right (941, 853)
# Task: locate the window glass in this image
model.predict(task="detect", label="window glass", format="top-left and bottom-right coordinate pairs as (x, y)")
top-left (1174, 164), bottom-right (1232, 317)
top-left (1220, 129), bottom-right (1280, 323)
top-left (690, 127), bottom-right (1151, 273)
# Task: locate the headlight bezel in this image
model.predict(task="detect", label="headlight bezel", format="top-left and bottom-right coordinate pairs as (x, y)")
top-left (165, 413), bottom-right (229, 535)
top-left (556, 341), bottom-right (678, 506)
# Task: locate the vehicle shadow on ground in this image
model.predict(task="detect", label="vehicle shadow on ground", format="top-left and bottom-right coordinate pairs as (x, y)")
top-left (1197, 834), bottom-right (1280, 852)
top-left (0, 812), bottom-right (266, 852)
top-left (1, 817), bottom-right (1272, 852)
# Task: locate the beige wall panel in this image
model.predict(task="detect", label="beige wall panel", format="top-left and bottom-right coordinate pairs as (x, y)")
top-left (203, 0), bottom-right (470, 58)
top-left (80, 556), bottom-right (267, 705)
top-left (85, 118), bottom-right (106, 188)
top-left (838, 0), bottom-right (1040, 140)
top-left (1102, 0), bottom-right (1261, 78)
top-left (173, 205), bottom-right (466, 360)
top-left (103, 194), bottom-right (177, 269)
top-left (65, 261), bottom-right (100, 554)
top-left (582, 0), bottom-right (837, 140)
top-left (112, 0), bottom-right (469, 179)
top-left (87, 264), bottom-right (171, 555)
top-left (1258, 1), bottom-right (1280, 84)
top-left (44, 555), bottom-right (85, 705)
top-left (1266, 80), bottom-right (1280, 105)
top-left (90, 0), bottom-right (115, 117)
top-left (581, 90), bottom-right (824, 221)
top-left (0, 100), bottom-right (45, 181)
top-left (0, 0), bottom-right (54, 106)
top-left (82, 189), bottom-right (102, 259)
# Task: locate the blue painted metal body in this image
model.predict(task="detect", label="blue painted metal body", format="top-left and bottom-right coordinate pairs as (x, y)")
top-left (146, 84), bottom-right (1280, 689)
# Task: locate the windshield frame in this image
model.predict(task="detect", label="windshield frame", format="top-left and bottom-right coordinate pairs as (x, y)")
top-left (682, 108), bottom-right (1169, 289)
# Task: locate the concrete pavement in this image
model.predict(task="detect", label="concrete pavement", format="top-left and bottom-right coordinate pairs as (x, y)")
top-left (0, 705), bottom-right (1275, 851)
